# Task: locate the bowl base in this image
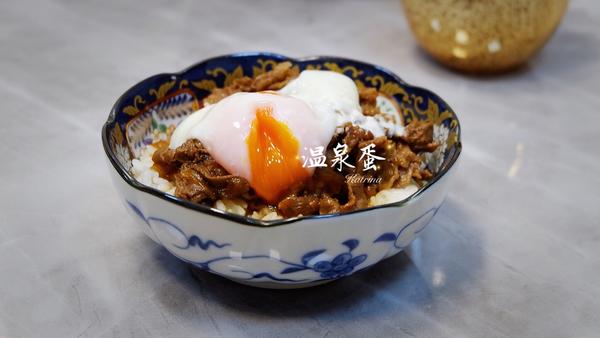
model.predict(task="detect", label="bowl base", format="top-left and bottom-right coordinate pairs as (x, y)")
top-left (225, 278), bottom-right (334, 289)
top-left (189, 266), bottom-right (335, 289)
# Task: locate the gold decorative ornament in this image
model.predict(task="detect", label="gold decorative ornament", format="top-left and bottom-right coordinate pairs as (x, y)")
top-left (401, 0), bottom-right (569, 73)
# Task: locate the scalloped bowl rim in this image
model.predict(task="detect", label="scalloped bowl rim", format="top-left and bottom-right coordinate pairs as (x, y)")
top-left (102, 52), bottom-right (462, 227)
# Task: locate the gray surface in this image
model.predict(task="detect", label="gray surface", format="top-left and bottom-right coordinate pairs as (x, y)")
top-left (1, 0), bottom-right (599, 337)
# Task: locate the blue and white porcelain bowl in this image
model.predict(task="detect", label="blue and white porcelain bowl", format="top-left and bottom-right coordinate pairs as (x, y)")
top-left (102, 52), bottom-right (462, 289)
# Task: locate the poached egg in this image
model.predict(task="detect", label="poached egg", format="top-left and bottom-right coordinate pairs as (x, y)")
top-left (169, 70), bottom-right (400, 203)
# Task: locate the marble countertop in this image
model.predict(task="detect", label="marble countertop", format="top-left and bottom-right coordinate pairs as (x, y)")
top-left (1, 0), bottom-right (599, 337)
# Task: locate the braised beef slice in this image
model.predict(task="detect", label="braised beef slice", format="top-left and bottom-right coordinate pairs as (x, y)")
top-left (153, 139), bottom-right (250, 203)
top-left (204, 77), bottom-right (254, 105)
top-left (277, 195), bottom-right (321, 218)
top-left (277, 193), bottom-right (345, 217)
top-left (173, 163), bottom-right (216, 203)
top-left (152, 139), bottom-right (212, 166)
top-left (359, 87), bottom-right (381, 116)
top-left (194, 160), bottom-right (250, 199)
top-left (305, 167), bottom-right (346, 196)
top-left (204, 61), bottom-right (299, 104)
top-left (318, 194), bottom-right (341, 214)
top-left (338, 182), bottom-right (368, 211)
top-left (252, 61), bottom-right (300, 91)
top-left (402, 120), bottom-right (438, 152)
top-left (343, 124), bottom-right (374, 152)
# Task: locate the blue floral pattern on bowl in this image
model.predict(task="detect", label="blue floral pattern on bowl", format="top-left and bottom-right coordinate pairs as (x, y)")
top-left (126, 199), bottom-right (440, 284)
top-left (313, 248), bottom-right (367, 279)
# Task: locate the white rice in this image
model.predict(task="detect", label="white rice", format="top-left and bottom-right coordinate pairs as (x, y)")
top-left (130, 145), bottom-right (176, 195)
top-left (130, 143), bottom-right (418, 220)
top-left (368, 185), bottom-right (419, 206)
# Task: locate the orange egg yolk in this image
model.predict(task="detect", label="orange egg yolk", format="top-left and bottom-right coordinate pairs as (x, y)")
top-left (246, 106), bottom-right (310, 203)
